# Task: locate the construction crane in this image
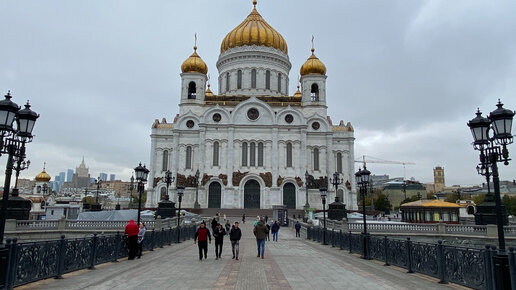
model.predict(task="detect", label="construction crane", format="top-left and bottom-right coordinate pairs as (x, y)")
top-left (354, 155), bottom-right (415, 179)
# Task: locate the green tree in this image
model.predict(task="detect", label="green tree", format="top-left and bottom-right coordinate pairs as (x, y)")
top-left (374, 193), bottom-right (392, 212)
top-left (445, 193), bottom-right (459, 203)
top-left (82, 196), bottom-right (96, 205)
top-left (503, 195), bottom-right (516, 216)
top-left (427, 193), bottom-right (435, 200)
top-left (400, 195), bottom-right (419, 205)
top-left (472, 194), bottom-right (486, 205)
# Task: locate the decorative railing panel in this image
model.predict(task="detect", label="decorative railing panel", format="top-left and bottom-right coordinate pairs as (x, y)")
top-left (443, 246), bottom-right (486, 289)
top-left (63, 238), bottom-right (94, 273)
top-left (386, 239), bottom-right (407, 268)
top-left (410, 242), bottom-right (438, 278)
top-left (13, 240), bottom-right (60, 285)
top-left (369, 236), bottom-right (384, 261)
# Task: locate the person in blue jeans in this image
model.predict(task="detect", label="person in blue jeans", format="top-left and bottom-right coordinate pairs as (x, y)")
top-left (253, 220), bottom-right (268, 259)
top-left (271, 220), bottom-right (280, 241)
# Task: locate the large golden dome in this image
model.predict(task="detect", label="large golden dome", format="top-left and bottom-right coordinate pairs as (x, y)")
top-left (220, 1), bottom-right (288, 54)
top-left (35, 168), bottom-right (51, 182)
top-left (181, 46), bottom-right (208, 75)
top-left (300, 48), bottom-right (326, 76)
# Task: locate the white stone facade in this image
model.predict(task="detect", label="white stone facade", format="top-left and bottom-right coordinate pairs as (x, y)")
top-left (146, 7), bottom-right (356, 211)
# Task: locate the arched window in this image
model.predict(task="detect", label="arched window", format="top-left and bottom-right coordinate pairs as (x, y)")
top-left (313, 148), bottom-right (319, 171)
top-left (237, 70), bottom-right (242, 89)
top-left (226, 72), bottom-right (230, 92)
top-left (186, 146), bottom-right (192, 169)
top-left (251, 69), bottom-right (257, 88)
top-left (250, 143), bottom-right (256, 166)
top-left (162, 150), bottom-right (169, 171)
top-left (213, 142), bottom-right (219, 166)
top-left (286, 143), bottom-right (293, 168)
top-left (311, 83), bottom-right (319, 101)
top-left (277, 73), bottom-right (282, 92)
top-left (242, 142), bottom-right (248, 166)
top-left (265, 70), bottom-right (271, 89)
top-left (258, 142), bottom-right (264, 166)
top-left (188, 82), bottom-right (197, 99)
top-left (337, 152), bottom-right (342, 173)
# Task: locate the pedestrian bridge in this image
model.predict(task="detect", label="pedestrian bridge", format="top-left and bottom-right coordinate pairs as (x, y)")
top-left (16, 219), bottom-right (467, 290)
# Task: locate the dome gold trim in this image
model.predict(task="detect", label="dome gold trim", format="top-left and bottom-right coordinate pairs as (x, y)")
top-left (300, 48), bottom-right (326, 76)
top-left (220, 2), bottom-right (288, 54)
top-left (181, 46), bottom-right (208, 75)
top-left (35, 167), bottom-right (51, 182)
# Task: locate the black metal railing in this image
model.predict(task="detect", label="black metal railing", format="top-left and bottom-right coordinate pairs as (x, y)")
top-left (3, 224), bottom-right (198, 289)
top-left (305, 225), bottom-right (515, 290)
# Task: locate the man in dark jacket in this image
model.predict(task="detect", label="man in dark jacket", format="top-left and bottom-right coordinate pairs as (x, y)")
top-left (253, 220), bottom-right (268, 259)
top-left (271, 220), bottom-right (280, 241)
top-left (124, 219), bottom-right (139, 260)
top-left (211, 217), bottom-right (218, 233)
top-left (213, 223), bottom-right (226, 260)
top-left (194, 222), bottom-right (212, 261)
top-left (229, 222), bottom-right (242, 260)
top-left (295, 221), bottom-right (301, 237)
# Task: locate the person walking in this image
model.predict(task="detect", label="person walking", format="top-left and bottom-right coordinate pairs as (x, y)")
top-left (265, 221), bottom-right (271, 241)
top-left (229, 222), bottom-right (242, 260)
top-left (225, 220), bottom-right (231, 232)
top-left (137, 222), bottom-right (146, 258)
top-left (253, 220), bottom-right (268, 259)
top-left (295, 221), bottom-right (301, 238)
top-left (265, 215), bottom-right (268, 223)
top-left (242, 214), bottom-right (246, 224)
top-left (124, 219), bottom-right (139, 260)
top-left (211, 217), bottom-right (218, 234)
top-left (253, 216), bottom-right (260, 227)
top-left (271, 220), bottom-right (280, 241)
top-left (213, 223), bottom-right (226, 260)
top-left (194, 222), bottom-right (212, 261)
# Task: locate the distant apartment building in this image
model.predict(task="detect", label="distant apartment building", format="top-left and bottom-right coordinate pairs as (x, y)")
top-left (109, 174), bottom-right (115, 181)
top-left (99, 173), bottom-right (108, 181)
top-left (66, 169), bottom-right (74, 182)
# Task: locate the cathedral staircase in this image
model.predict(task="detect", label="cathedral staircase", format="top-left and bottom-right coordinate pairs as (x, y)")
top-left (192, 208), bottom-right (305, 219)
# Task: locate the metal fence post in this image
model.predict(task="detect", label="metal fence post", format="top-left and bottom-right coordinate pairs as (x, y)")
top-left (406, 237), bottom-right (413, 273)
top-left (483, 245), bottom-right (494, 290)
top-left (384, 236), bottom-right (390, 266)
top-left (508, 247), bottom-right (516, 290)
top-left (113, 232), bottom-right (121, 263)
top-left (55, 235), bottom-right (65, 279)
top-left (89, 233), bottom-right (98, 269)
top-left (436, 240), bottom-right (447, 284)
top-left (160, 229), bottom-right (164, 248)
top-left (150, 230), bottom-right (155, 251)
top-left (349, 231), bottom-right (352, 253)
top-left (5, 238), bottom-right (17, 290)
top-left (168, 227), bottom-right (172, 246)
top-left (339, 230), bottom-right (343, 250)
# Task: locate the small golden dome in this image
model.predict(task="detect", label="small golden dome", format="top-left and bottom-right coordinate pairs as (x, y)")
top-left (35, 167), bottom-right (51, 182)
top-left (293, 84), bottom-right (301, 97)
top-left (181, 46), bottom-right (208, 75)
top-left (220, 1), bottom-right (288, 54)
top-left (205, 84), bottom-right (214, 97)
top-left (300, 48), bottom-right (326, 76)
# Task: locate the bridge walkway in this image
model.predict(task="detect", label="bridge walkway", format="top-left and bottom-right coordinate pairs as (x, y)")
top-left (19, 218), bottom-right (467, 290)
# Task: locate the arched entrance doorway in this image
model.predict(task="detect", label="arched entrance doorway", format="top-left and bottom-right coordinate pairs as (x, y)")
top-left (208, 182), bottom-right (221, 208)
top-left (283, 183), bottom-right (296, 209)
top-left (244, 180), bottom-right (260, 208)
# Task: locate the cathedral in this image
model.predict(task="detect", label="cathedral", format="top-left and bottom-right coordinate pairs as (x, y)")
top-left (147, 1), bottom-right (356, 210)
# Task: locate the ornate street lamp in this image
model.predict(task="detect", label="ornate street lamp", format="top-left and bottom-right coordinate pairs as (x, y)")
top-left (95, 177), bottom-right (102, 206)
top-left (329, 171), bottom-right (343, 202)
top-left (0, 91), bottom-right (39, 286)
top-left (176, 186), bottom-right (184, 243)
top-left (355, 166), bottom-right (371, 260)
top-left (319, 187), bottom-right (327, 245)
top-left (164, 170), bottom-right (174, 200)
top-left (468, 100), bottom-right (514, 289)
top-left (304, 170), bottom-right (310, 209)
top-left (134, 163), bottom-right (149, 225)
top-left (128, 175), bottom-right (134, 209)
top-left (193, 169), bottom-right (200, 208)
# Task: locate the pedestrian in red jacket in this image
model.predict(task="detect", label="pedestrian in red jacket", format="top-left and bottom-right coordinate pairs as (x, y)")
top-left (194, 222), bottom-right (212, 261)
top-left (125, 219), bottom-right (139, 260)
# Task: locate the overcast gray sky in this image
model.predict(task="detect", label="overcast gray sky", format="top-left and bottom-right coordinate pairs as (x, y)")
top-left (1, 0), bottom-right (515, 187)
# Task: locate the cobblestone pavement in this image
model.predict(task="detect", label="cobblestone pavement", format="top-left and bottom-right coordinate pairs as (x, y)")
top-left (20, 219), bottom-right (468, 290)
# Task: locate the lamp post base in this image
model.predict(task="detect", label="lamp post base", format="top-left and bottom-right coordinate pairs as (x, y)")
top-left (493, 254), bottom-right (511, 289)
top-left (361, 233), bottom-right (371, 260)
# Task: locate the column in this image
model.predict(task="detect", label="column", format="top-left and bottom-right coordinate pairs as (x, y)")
top-left (271, 128), bottom-right (279, 184)
top-left (146, 136), bottom-right (158, 207)
top-left (227, 128), bottom-right (234, 186)
top-left (326, 134), bottom-right (334, 201)
top-left (299, 129), bottom-right (307, 177)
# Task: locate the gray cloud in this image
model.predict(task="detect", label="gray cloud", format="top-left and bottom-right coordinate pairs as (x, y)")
top-left (0, 0), bottom-right (514, 186)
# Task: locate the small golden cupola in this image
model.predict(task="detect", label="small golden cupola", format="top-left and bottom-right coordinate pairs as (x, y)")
top-left (181, 45), bottom-right (208, 75)
top-left (220, 0), bottom-right (288, 54)
top-left (205, 84), bottom-right (214, 97)
top-left (35, 164), bottom-right (51, 182)
top-left (300, 47), bottom-right (326, 76)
